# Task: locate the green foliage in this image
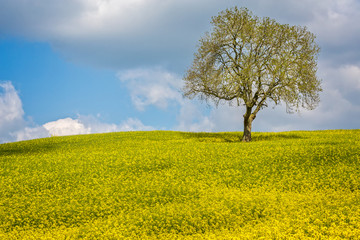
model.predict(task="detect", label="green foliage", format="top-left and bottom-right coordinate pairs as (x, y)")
top-left (183, 7), bottom-right (322, 141)
top-left (0, 130), bottom-right (359, 239)
top-left (184, 7), bottom-right (321, 112)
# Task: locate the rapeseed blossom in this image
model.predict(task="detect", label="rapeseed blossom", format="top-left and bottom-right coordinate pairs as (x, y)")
top-left (0, 130), bottom-right (359, 239)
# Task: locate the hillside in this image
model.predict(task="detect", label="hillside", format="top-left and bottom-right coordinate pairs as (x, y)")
top-left (1, 130), bottom-right (360, 239)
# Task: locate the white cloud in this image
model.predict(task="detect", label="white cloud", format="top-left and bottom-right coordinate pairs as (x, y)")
top-left (0, 82), bottom-right (49, 143)
top-left (0, 82), bottom-right (26, 143)
top-left (118, 68), bottom-right (183, 111)
top-left (76, 114), bottom-right (120, 133)
top-left (14, 126), bottom-right (50, 142)
top-left (77, 114), bottom-right (155, 132)
top-left (43, 118), bottom-right (91, 136)
top-left (7, 115), bottom-right (155, 143)
top-left (322, 65), bottom-right (360, 94)
top-left (0, 82), bottom-right (24, 123)
top-left (0, 81), bottom-right (155, 143)
top-left (209, 105), bottom-right (244, 132)
top-left (252, 63), bottom-right (360, 132)
top-left (177, 63), bottom-right (360, 132)
top-left (115, 118), bottom-right (155, 132)
top-left (116, 64), bottom-right (360, 133)
top-left (175, 100), bottom-right (215, 132)
top-left (118, 67), bottom-right (217, 132)
top-left (21, 116), bottom-right (154, 140)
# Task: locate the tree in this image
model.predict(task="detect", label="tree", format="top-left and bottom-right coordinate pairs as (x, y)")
top-left (183, 7), bottom-right (322, 142)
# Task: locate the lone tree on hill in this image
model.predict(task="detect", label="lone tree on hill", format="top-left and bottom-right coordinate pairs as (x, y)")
top-left (183, 7), bottom-right (322, 142)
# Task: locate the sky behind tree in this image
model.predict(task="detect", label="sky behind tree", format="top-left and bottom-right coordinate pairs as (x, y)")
top-left (1, 0), bottom-right (359, 143)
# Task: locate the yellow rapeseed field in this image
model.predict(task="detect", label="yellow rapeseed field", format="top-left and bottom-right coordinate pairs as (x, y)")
top-left (0, 130), bottom-right (359, 239)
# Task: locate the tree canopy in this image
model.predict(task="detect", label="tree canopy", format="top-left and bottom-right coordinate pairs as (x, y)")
top-left (183, 7), bottom-right (322, 141)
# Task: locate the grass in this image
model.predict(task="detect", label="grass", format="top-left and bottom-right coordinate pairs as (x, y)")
top-left (0, 130), bottom-right (359, 239)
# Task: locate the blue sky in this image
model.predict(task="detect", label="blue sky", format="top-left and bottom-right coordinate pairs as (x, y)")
top-left (1, 0), bottom-right (360, 143)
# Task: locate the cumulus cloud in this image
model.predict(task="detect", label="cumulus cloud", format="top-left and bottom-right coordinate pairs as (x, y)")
top-left (175, 100), bottom-right (214, 132)
top-left (43, 118), bottom-right (91, 136)
top-left (0, 82), bottom-right (26, 143)
top-left (14, 126), bottom-right (50, 142)
top-left (6, 114), bottom-right (155, 143)
top-left (248, 62), bottom-right (360, 132)
top-left (116, 62), bottom-right (360, 132)
top-left (207, 63), bottom-right (360, 132)
top-left (0, 82), bottom-right (23, 120)
top-left (118, 67), bottom-right (217, 132)
top-left (0, 81), bottom-right (154, 143)
top-left (321, 65), bottom-right (360, 104)
top-left (114, 118), bottom-right (155, 132)
top-left (77, 115), bottom-right (155, 133)
top-left (209, 105), bottom-right (244, 132)
top-left (118, 68), bottom-right (183, 111)
top-left (35, 115), bottom-right (154, 138)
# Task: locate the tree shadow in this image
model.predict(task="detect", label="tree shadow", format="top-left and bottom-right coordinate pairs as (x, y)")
top-left (0, 140), bottom-right (63, 157)
top-left (252, 133), bottom-right (305, 142)
top-left (179, 132), bottom-right (305, 143)
top-left (179, 132), bottom-right (242, 143)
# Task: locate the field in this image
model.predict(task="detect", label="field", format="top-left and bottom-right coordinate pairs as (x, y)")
top-left (0, 130), bottom-right (359, 239)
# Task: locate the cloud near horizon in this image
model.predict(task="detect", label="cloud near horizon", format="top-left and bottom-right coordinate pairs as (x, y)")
top-left (0, 82), bottom-right (154, 143)
top-left (118, 62), bottom-right (360, 133)
top-left (2, 58), bottom-right (360, 143)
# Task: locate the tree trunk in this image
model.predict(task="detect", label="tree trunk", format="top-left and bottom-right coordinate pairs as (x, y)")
top-left (242, 107), bottom-right (255, 142)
